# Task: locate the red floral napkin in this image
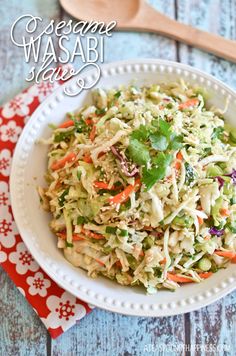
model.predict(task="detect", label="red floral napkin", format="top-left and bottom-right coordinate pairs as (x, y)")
top-left (0, 79), bottom-right (92, 338)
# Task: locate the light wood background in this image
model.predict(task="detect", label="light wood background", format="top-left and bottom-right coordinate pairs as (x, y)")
top-left (0, 0), bottom-right (236, 355)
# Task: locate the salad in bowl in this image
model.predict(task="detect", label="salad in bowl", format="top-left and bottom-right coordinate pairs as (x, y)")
top-left (38, 80), bottom-right (236, 294)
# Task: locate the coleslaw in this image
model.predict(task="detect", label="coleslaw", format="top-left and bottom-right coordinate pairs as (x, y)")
top-left (38, 81), bottom-right (236, 293)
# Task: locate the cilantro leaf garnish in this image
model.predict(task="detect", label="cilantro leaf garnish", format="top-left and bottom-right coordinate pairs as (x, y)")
top-left (128, 138), bottom-right (150, 165)
top-left (152, 152), bottom-right (173, 167)
top-left (168, 134), bottom-right (183, 150)
top-left (131, 125), bottom-right (152, 141)
top-left (159, 119), bottom-right (172, 138)
top-left (149, 133), bottom-right (168, 151)
top-left (142, 166), bottom-right (166, 191)
top-left (142, 153), bottom-right (173, 190)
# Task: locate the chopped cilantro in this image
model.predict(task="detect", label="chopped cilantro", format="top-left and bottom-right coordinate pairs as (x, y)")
top-left (114, 90), bottom-right (121, 99)
top-left (152, 152), bottom-right (173, 167)
top-left (95, 108), bottom-right (107, 115)
top-left (58, 188), bottom-right (69, 207)
top-left (151, 119), bottom-right (159, 128)
top-left (202, 147), bottom-right (212, 157)
top-left (54, 129), bottom-right (74, 143)
top-left (159, 119), bottom-right (171, 138)
top-left (131, 125), bottom-right (152, 141)
top-left (143, 152), bottom-right (173, 190)
top-left (168, 134), bottom-right (183, 150)
top-left (149, 133), bottom-right (168, 151)
top-left (211, 127), bottom-right (224, 140)
top-left (128, 138), bottom-right (150, 165)
top-left (72, 117), bottom-right (87, 133)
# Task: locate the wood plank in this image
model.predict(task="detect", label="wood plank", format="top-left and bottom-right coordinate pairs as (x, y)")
top-left (0, 267), bottom-right (48, 356)
top-left (51, 308), bottom-right (185, 356)
top-left (190, 295), bottom-right (236, 356)
top-left (176, 1), bottom-right (236, 355)
top-left (176, 0), bottom-right (236, 89)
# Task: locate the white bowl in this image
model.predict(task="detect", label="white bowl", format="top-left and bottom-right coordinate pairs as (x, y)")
top-left (10, 59), bottom-right (236, 316)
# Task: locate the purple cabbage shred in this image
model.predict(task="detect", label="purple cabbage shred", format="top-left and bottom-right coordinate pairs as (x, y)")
top-left (215, 176), bottom-right (225, 189)
top-left (225, 169), bottom-right (236, 185)
top-left (111, 145), bottom-right (139, 177)
top-left (209, 227), bottom-right (225, 237)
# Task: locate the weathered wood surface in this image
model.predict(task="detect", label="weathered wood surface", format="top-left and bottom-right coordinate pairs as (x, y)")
top-left (0, 0), bottom-right (236, 355)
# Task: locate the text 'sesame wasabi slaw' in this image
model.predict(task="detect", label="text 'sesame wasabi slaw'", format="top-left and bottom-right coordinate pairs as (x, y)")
top-left (38, 81), bottom-right (236, 293)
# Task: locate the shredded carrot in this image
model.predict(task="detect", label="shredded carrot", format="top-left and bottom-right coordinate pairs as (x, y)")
top-left (139, 250), bottom-right (145, 257)
top-left (197, 216), bottom-right (204, 225)
top-left (89, 125), bottom-right (96, 141)
top-left (174, 151), bottom-right (183, 170)
top-left (51, 152), bottom-right (76, 171)
top-left (83, 153), bottom-right (93, 164)
top-left (57, 232), bottom-right (85, 241)
top-left (167, 273), bottom-right (193, 283)
top-left (198, 272), bottom-right (213, 279)
top-left (85, 118), bottom-right (93, 126)
top-left (220, 208), bottom-right (230, 217)
top-left (93, 181), bottom-right (116, 190)
top-left (81, 228), bottom-right (105, 240)
top-left (176, 151), bottom-right (183, 160)
top-left (214, 250), bottom-right (236, 259)
top-left (175, 161), bottom-right (181, 170)
top-left (95, 258), bottom-right (105, 266)
top-left (168, 271), bottom-right (212, 283)
top-left (160, 257), bottom-right (166, 265)
top-left (108, 178), bottom-right (141, 205)
top-left (179, 98), bottom-right (199, 110)
top-left (231, 256), bottom-right (236, 263)
top-left (58, 120), bottom-right (75, 129)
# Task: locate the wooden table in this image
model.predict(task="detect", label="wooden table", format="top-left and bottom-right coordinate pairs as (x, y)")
top-left (0, 1), bottom-right (236, 355)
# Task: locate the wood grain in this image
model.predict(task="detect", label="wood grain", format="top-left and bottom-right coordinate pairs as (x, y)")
top-left (0, 268), bottom-right (48, 356)
top-left (176, 0), bottom-right (236, 88)
top-left (51, 309), bottom-right (185, 356)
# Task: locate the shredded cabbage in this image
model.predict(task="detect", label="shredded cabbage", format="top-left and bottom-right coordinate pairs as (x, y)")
top-left (39, 81), bottom-right (236, 293)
